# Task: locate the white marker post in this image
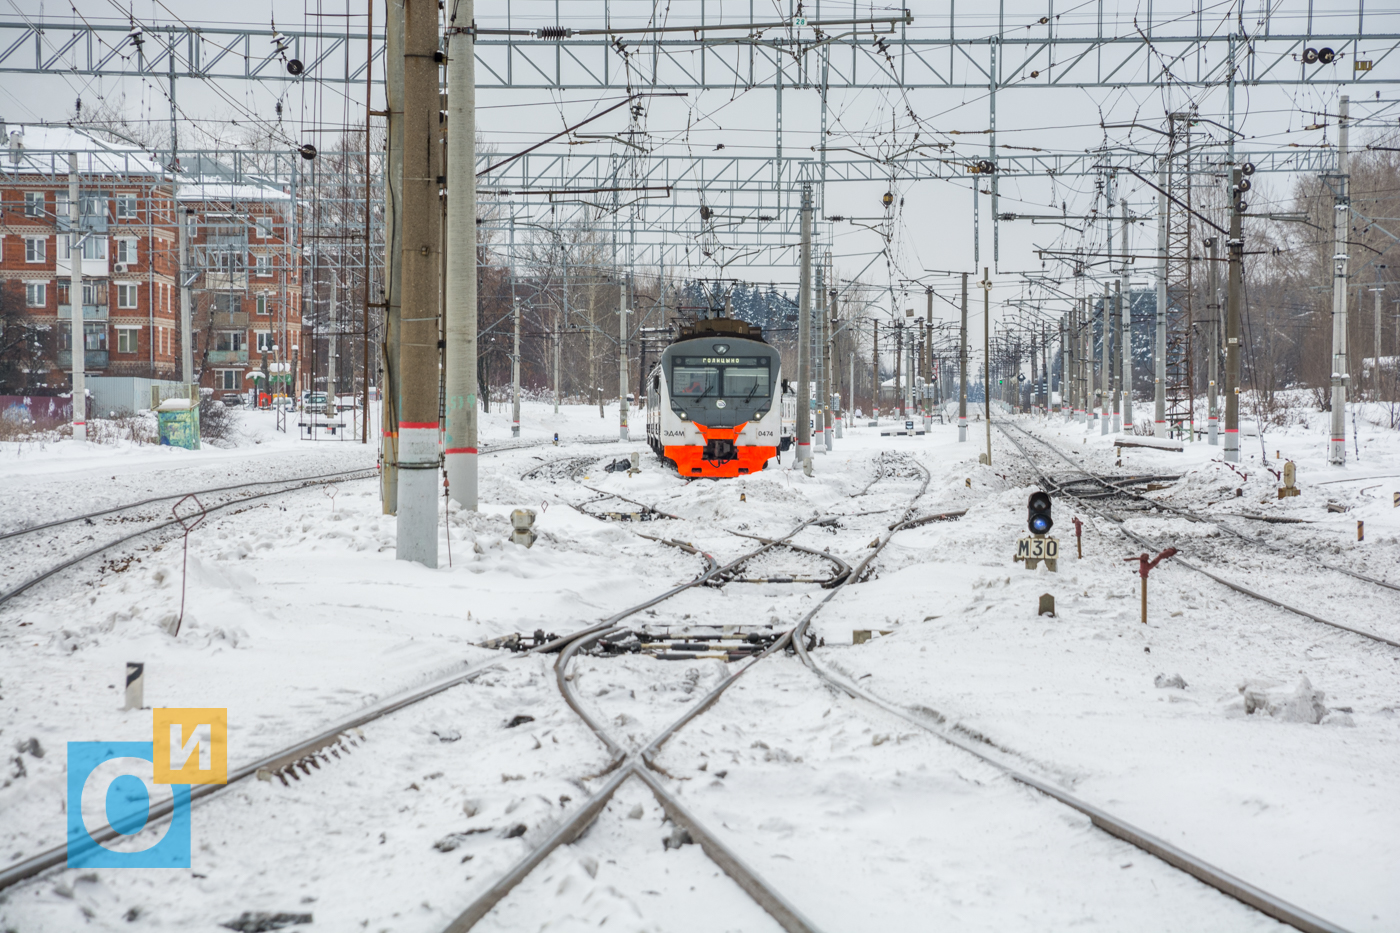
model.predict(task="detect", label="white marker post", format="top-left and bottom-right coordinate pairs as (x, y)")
top-left (124, 662), bottom-right (144, 710)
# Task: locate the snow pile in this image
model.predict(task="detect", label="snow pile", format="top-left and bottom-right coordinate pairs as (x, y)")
top-left (1233, 676), bottom-right (1331, 724)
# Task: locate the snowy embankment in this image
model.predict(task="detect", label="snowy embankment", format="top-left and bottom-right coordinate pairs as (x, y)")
top-left (0, 399), bottom-right (1396, 932)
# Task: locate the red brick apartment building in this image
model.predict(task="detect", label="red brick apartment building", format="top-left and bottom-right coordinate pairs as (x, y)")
top-left (0, 124), bottom-right (304, 406)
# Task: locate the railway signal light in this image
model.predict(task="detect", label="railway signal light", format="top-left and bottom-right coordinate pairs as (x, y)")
top-left (1027, 491), bottom-right (1053, 535)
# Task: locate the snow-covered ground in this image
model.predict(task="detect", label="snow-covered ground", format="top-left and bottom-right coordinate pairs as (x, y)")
top-left (1, 397), bottom-right (1397, 932)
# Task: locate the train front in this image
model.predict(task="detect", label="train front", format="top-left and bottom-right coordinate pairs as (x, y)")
top-left (654, 330), bottom-right (782, 477)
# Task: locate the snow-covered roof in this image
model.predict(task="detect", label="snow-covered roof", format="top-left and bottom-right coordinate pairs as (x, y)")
top-left (2, 124), bottom-right (167, 179)
top-left (176, 155), bottom-right (289, 204)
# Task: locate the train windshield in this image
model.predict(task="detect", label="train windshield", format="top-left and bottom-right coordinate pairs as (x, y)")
top-left (723, 366), bottom-right (770, 399)
top-left (671, 365), bottom-right (719, 396)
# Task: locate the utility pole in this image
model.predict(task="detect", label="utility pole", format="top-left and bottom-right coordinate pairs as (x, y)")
top-left (817, 280), bottom-right (828, 448)
top-left (1374, 282), bottom-right (1385, 400)
top-left (1154, 160), bottom-right (1168, 437)
top-left (1329, 95), bottom-right (1350, 465)
top-left (1060, 312), bottom-right (1068, 420)
top-left (395, 0), bottom-right (441, 567)
top-left (981, 267), bottom-right (992, 464)
top-left (1121, 197), bottom-right (1133, 433)
top-left (1224, 167), bottom-right (1244, 464)
top-left (553, 310), bottom-right (561, 414)
top-left (445, 0), bottom-right (477, 508)
top-left (871, 320), bottom-right (879, 422)
top-left (832, 287), bottom-right (843, 439)
top-left (1101, 281), bottom-right (1111, 435)
top-left (894, 319), bottom-right (903, 418)
top-left (1206, 236), bottom-right (1220, 444)
top-left (813, 264), bottom-right (825, 453)
top-left (958, 272), bottom-right (968, 441)
top-left (1085, 295), bottom-right (1095, 427)
top-left (511, 298), bottom-right (521, 437)
top-left (795, 183), bottom-right (812, 465)
top-left (925, 287), bottom-right (933, 424)
top-left (618, 278), bottom-right (629, 441)
top-left (1112, 280), bottom-right (1122, 432)
top-left (67, 153), bottom-right (86, 442)
top-left (380, 0), bottom-right (404, 514)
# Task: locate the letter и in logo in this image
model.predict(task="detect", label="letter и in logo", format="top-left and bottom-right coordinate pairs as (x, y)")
top-left (66, 742), bottom-right (191, 868)
top-left (152, 708), bottom-right (228, 785)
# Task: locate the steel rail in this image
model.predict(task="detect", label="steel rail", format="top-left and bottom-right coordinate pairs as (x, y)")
top-left (439, 515), bottom-right (829, 932)
top-left (441, 459), bottom-right (927, 930)
top-left (0, 469), bottom-right (377, 609)
top-left (779, 438), bottom-right (1352, 933)
top-left (0, 437), bottom-right (615, 891)
top-left (0, 439), bottom-right (563, 610)
top-left (999, 422), bottom-right (1400, 650)
top-left (0, 466), bottom-right (377, 541)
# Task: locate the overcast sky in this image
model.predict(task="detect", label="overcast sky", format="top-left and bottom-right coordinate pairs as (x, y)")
top-left (5, 0), bottom-right (1398, 333)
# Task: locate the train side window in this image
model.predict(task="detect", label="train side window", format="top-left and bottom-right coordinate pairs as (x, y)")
top-left (653, 375), bottom-right (660, 391)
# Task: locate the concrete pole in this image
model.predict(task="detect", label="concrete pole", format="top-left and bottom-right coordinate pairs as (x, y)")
top-left (982, 267), bottom-right (992, 464)
top-left (1080, 294), bottom-right (1092, 425)
top-left (1154, 161), bottom-right (1168, 437)
top-left (395, 0), bottom-right (441, 567)
top-left (511, 298), bottom-right (521, 437)
top-left (824, 280), bottom-right (835, 450)
top-left (795, 183), bottom-right (813, 464)
top-left (1329, 96), bottom-right (1350, 464)
top-left (67, 153), bottom-right (86, 442)
top-left (381, 0), bottom-right (404, 514)
top-left (445, 4), bottom-right (478, 508)
top-left (1206, 236), bottom-right (1220, 444)
top-left (618, 278), bottom-right (629, 441)
top-left (872, 320), bottom-right (879, 422)
top-left (813, 264), bottom-right (825, 453)
top-left (958, 272), bottom-right (968, 441)
top-left (848, 351), bottom-right (854, 429)
top-left (1121, 197), bottom-right (1134, 433)
top-left (1112, 282), bottom-right (1122, 432)
top-left (1101, 281), bottom-right (1111, 434)
top-left (832, 287), bottom-right (843, 439)
top-left (1060, 313), bottom-right (1069, 421)
top-left (893, 321), bottom-right (903, 418)
top-left (925, 288), bottom-right (933, 425)
top-left (1374, 284), bottom-right (1384, 401)
top-left (553, 310), bottom-right (561, 414)
top-left (1224, 167), bottom-right (1244, 464)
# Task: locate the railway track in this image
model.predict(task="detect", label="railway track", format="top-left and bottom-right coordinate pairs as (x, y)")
top-left (438, 454), bottom-right (927, 931)
top-left (998, 420), bottom-right (1400, 651)
top-left (0, 439), bottom-right (556, 612)
top-left (0, 450), bottom-right (836, 904)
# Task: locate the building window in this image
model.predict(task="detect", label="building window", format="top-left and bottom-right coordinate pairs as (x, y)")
top-left (116, 238), bottom-right (137, 264)
top-left (24, 191), bottom-right (44, 217)
top-left (215, 331), bottom-right (246, 352)
top-left (256, 331), bottom-right (275, 353)
top-left (81, 281), bottom-right (103, 307)
top-left (25, 282), bottom-right (47, 307)
top-left (25, 237), bottom-right (46, 263)
top-left (213, 293), bottom-right (242, 315)
top-left (81, 237), bottom-right (107, 261)
top-left (218, 369), bottom-right (239, 390)
top-left (56, 193), bottom-right (70, 218)
top-left (84, 323), bottom-right (107, 351)
top-left (116, 328), bottom-right (139, 353)
top-left (256, 294), bottom-right (269, 315)
top-left (254, 254), bottom-right (272, 276)
top-left (116, 194), bottom-right (137, 219)
top-left (117, 283), bottom-right (139, 309)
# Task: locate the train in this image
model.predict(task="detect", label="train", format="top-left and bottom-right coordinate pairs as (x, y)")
top-left (645, 316), bottom-right (796, 477)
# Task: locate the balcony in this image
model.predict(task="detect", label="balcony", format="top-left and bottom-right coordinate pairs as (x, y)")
top-left (213, 311), bottom-right (249, 328)
top-left (207, 349), bottom-right (249, 365)
top-left (57, 350), bottom-right (109, 369)
top-left (58, 304), bottom-right (109, 320)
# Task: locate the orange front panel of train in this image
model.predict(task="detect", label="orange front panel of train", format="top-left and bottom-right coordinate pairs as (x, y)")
top-left (664, 421), bottom-right (776, 477)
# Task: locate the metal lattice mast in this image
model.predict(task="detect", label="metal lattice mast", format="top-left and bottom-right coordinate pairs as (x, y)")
top-left (1164, 112), bottom-right (1196, 437)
